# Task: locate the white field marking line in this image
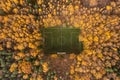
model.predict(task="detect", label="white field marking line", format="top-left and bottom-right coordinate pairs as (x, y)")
top-left (47, 28), bottom-right (79, 29)
top-left (61, 27), bottom-right (62, 49)
top-left (71, 31), bottom-right (80, 47)
top-left (43, 31), bottom-right (53, 47)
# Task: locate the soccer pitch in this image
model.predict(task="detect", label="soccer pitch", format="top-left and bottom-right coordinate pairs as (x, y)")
top-left (41, 27), bottom-right (83, 54)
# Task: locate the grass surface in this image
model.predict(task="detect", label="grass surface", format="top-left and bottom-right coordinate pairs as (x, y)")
top-left (42, 27), bottom-right (83, 53)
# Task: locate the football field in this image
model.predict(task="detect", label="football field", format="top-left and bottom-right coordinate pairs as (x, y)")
top-left (42, 27), bottom-right (83, 53)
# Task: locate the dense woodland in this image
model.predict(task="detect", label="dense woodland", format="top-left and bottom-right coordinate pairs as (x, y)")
top-left (0, 0), bottom-right (120, 80)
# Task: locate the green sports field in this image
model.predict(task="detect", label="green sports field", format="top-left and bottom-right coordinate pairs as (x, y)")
top-left (42, 27), bottom-right (83, 53)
